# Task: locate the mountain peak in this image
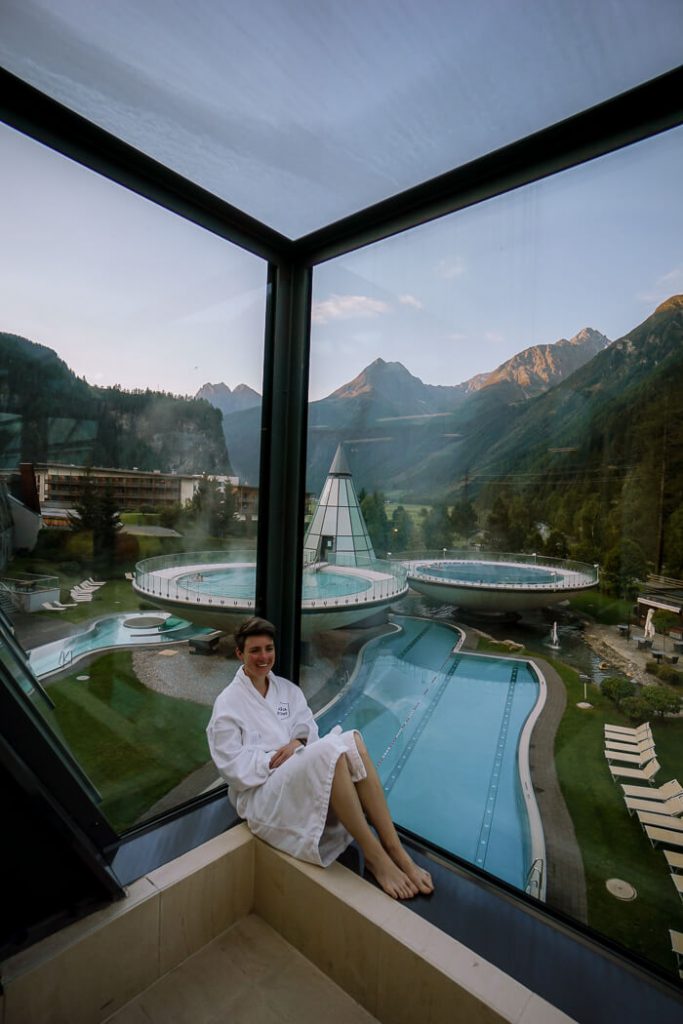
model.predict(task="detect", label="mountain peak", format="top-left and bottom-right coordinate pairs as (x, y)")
top-left (655, 294), bottom-right (683, 314)
top-left (196, 381), bottom-right (261, 415)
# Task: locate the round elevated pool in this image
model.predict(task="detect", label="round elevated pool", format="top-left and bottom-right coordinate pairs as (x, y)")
top-left (407, 552), bottom-right (598, 612)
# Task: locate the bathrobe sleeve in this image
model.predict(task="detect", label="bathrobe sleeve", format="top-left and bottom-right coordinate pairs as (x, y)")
top-left (286, 679), bottom-right (320, 745)
top-left (207, 710), bottom-right (272, 794)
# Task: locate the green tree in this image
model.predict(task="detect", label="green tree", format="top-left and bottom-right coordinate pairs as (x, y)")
top-left (360, 491), bottom-right (390, 556)
top-left (68, 468), bottom-right (98, 532)
top-left (486, 496), bottom-right (510, 550)
top-left (450, 499), bottom-right (478, 540)
top-left (422, 504), bottom-right (453, 551)
top-left (389, 506), bottom-right (415, 554)
top-left (94, 485), bottom-right (122, 560)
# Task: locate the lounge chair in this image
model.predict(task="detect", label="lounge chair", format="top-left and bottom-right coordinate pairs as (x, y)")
top-left (604, 748), bottom-right (656, 766)
top-left (70, 591), bottom-right (93, 602)
top-left (636, 810), bottom-right (683, 832)
top-left (84, 577), bottom-right (106, 586)
top-left (621, 779), bottom-right (683, 801)
top-left (605, 738), bottom-right (656, 755)
top-left (669, 929), bottom-right (683, 978)
top-left (671, 873), bottom-right (683, 904)
top-left (41, 602), bottom-right (65, 611)
top-left (125, 572), bottom-right (134, 581)
top-left (643, 823), bottom-right (683, 848)
top-left (664, 851), bottom-right (683, 873)
top-left (610, 759), bottom-right (660, 783)
top-left (604, 722), bottom-right (651, 738)
top-left (625, 794), bottom-right (683, 817)
top-left (53, 600), bottom-right (77, 609)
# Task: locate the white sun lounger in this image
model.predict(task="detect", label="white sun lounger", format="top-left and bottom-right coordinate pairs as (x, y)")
top-left (621, 779), bottom-right (683, 801)
top-left (610, 759), bottom-right (660, 783)
top-left (605, 739), bottom-right (656, 755)
top-left (636, 810), bottom-right (683, 832)
top-left (53, 600), bottom-right (77, 609)
top-left (41, 602), bottom-right (65, 611)
top-left (70, 591), bottom-right (93, 602)
top-left (670, 929), bottom-right (683, 978)
top-left (665, 851), bottom-right (683, 873)
top-left (625, 794), bottom-right (683, 817)
top-left (671, 873), bottom-right (683, 904)
top-left (604, 722), bottom-right (651, 737)
top-left (125, 572), bottom-right (134, 581)
top-left (644, 824), bottom-right (683, 848)
top-left (84, 578), bottom-right (106, 586)
top-left (604, 748), bottom-right (656, 766)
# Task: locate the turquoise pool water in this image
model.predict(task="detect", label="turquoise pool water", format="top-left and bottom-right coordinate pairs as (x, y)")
top-left (179, 566), bottom-right (372, 600)
top-left (317, 616), bottom-right (539, 889)
top-left (28, 614), bottom-right (209, 678)
top-left (417, 561), bottom-right (564, 586)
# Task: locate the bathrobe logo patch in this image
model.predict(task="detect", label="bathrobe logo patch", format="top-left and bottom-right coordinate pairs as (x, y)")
top-left (277, 701), bottom-right (290, 719)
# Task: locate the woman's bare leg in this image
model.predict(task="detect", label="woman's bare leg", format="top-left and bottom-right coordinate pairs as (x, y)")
top-left (352, 733), bottom-right (434, 895)
top-left (329, 754), bottom-right (418, 899)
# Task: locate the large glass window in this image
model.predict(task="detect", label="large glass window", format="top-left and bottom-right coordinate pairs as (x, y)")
top-left (295, 126), bottom-right (683, 976)
top-left (0, 122), bottom-right (267, 830)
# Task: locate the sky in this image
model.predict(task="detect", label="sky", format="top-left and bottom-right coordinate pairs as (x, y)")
top-left (1, 120), bottom-right (681, 402)
top-left (0, 2), bottom-right (682, 401)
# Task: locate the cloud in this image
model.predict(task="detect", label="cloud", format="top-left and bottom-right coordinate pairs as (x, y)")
top-left (398, 293), bottom-right (423, 310)
top-left (312, 294), bottom-right (391, 324)
top-left (638, 266), bottom-right (683, 305)
top-left (435, 256), bottom-right (466, 279)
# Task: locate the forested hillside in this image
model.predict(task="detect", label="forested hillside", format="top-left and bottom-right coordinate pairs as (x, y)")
top-left (0, 332), bottom-right (231, 474)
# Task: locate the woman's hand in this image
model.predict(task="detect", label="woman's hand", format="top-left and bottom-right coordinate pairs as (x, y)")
top-left (269, 739), bottom-right (303, 769)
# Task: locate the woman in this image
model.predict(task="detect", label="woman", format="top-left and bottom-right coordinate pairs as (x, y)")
top-left (207, 617), bottom-right (433, 900)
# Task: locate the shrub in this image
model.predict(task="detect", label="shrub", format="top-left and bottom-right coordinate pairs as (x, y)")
top-left (601, 676), bottom-right (636, 707)
top-left (621, 695), bottom-right (647, 722)
top-left (656, 665), bottom-right (683, 686)
top-left (645, 660), bottom-right (661, 676)
top-left (640, 685), bottom-right (683, 718)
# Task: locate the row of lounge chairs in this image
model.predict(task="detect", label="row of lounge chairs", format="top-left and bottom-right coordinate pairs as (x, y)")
top-left (42, 578), bottom-right (106, 611)
top-left (605, 721), bottom-right (683, 976)
top-left (69, 578), bottom-right (106, 603)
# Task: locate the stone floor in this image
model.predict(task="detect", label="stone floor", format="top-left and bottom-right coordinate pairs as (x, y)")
top-left (104, 914), bottom-right (377, 1024)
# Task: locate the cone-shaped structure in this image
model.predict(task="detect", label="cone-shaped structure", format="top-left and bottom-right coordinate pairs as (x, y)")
top-left (303, 445), bottom-right (375, 566)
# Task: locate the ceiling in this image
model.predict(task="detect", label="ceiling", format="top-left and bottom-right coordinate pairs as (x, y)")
top-left (1, 0), bottom-right (682, 238)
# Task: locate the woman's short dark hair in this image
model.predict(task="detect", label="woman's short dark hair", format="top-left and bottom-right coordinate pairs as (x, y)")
top-left (234, 617), bottom-right (276, 653)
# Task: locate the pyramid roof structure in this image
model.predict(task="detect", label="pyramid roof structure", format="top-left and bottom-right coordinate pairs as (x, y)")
top-left (303, 445), bottom-right (375, 566)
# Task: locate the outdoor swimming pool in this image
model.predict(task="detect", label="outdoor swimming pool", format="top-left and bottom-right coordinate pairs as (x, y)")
top-left (179, 566), bottom-right (372, 600)
top-left (317, 616), bottom-right (543, 891)
top-left (28, 613), bottom-right (209, 678)
top-left (418, 562), bottom-right (565, 586)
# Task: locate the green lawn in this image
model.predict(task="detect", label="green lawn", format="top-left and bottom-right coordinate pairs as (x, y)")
top-left (552, 659), bottom-right (683, 974)
top-left (47, 652), bottom-right (211, 831)
top-left (473, 635), bottom-right (683, 975)
top-left (568, 590), bottom-right (633, 625)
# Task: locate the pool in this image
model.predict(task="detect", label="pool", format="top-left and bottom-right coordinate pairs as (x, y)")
top-left (317, 616), bottom-right (543, 891)
top-left (28, 613), bottom-right (210, 678)
top-left (178, 566), bottom-right (372, 600)
top-left (418, 561), bottom-right (565, 586)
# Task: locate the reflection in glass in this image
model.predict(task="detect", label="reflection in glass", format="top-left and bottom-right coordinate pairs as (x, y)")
top-left (302, 127), bottom-right (683, 975)
top-left (0, 123), bottom-right (266, 831)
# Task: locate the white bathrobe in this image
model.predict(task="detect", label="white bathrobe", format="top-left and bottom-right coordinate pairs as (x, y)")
top-left (207, 667), bottom-right (366, 866)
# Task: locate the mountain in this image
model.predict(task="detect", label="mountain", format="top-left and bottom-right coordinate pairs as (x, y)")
top-left (0, 332), bottom-right (231, 476)
top-left (473, 328), bottom-right (610, 399)
top-left (195, 381), bottom-right (261, 416)
top-left (302, 326), bottom-right (611, 493)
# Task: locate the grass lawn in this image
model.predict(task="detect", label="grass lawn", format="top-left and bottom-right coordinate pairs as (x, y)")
top-left (474, 634), bottom-right (683, 975)
top-left (47, 651), bottom-right (211, 832)
top-left (568, 590), bottom-right (633, 625)
top-left (553, 660), bottom-right (683, 975)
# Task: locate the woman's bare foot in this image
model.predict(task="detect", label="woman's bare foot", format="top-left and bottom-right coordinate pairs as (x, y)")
top-left (364, 849), bottom-right (419, 900)
top-left (385, 843), bottom-right (434, 895)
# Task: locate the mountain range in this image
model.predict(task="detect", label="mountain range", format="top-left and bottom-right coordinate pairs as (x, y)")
top-left (208, 324), bottom-right (612, 489)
